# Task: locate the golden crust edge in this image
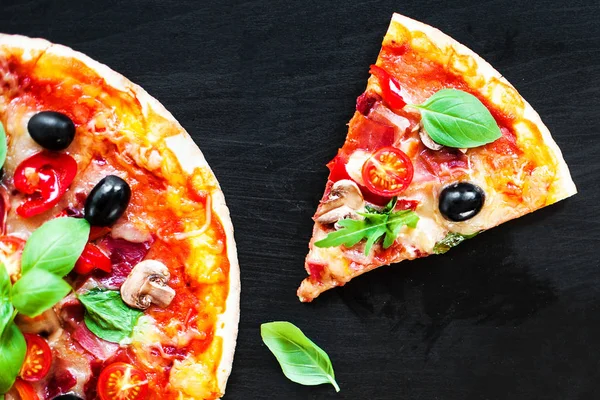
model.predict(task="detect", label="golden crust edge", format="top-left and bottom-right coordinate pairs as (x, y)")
top-left (0, 33), bottom-right (240, 396)
top-left (389, 13), bottom-right (577, 201)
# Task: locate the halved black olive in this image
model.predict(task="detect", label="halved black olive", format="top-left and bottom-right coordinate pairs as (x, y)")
top-left (439, 182), bottom-right (485, 222)
top-left (84, 175), bottom-right (131, 227)
top-left (28, 111), bottom-right (76, 151)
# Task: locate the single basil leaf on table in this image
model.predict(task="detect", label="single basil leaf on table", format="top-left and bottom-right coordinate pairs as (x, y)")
top-left (0, 264), bottom-right (12, 336)
top-left (79, 289), bottom-right (143, 343)
top-left (261, 321), bottom-right (340, 392)
top-left (0, 122), bottom-right (7, 170)
top-left (21, 217), bottom-right (90, 276)
top-left (0, 321), bottom-right (26, 393)
top-left (433, 231), bottom-right (480, 254)
top-left (12, 269), bottom-right (72, 317)
top-left (412, 89), bottom-right (501, 148)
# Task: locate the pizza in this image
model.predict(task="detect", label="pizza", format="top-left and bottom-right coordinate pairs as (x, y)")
top-left (0, 35), bottom-right (239, 399)
top-left (298, 13), bottom-right (577, 302)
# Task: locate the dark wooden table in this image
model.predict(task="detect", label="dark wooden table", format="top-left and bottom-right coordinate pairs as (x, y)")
top-left (3, 0), bottom-right (599, 398)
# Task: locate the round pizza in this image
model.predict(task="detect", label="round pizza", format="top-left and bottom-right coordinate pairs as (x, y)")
top-left (0, 35), bottom-right (239, 399)
top-left (298, 13), bottom-right (576, 302)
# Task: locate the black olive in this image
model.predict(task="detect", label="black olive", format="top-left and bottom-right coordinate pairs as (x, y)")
top-left (28, 111), bottom-right (76, 151)
top-left (53, 395), bottom-right (84, 400)
top-left (84, 175), bottom-right (131, 227)
top-left (439, 182), bottom-right (485, 222)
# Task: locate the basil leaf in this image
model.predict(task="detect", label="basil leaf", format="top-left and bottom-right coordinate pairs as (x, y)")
top-left (79, 289), bottom-right (142, 343)
top-left (0, 322), bottom-right (26, 393)
top-left (432, 231), bottom-right (480, 254)
top-left (21, 217), bottom-right (90, 276)
top-left (413, 89), bottom-right (501, 148)
top-left (12, 269), bottom-right (71, 317)
top-left (261, 321), bottom-right (340, 392)
top-left (0, 265), bottom-right (12, 336)
top-left (0, 123), bottom-right (7, 170)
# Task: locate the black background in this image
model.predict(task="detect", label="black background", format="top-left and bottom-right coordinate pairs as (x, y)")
top-left (2, 0), bottom-right (599, 399)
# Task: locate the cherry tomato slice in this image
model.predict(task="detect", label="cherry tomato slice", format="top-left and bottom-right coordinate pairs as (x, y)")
top-left (369, 65), bottom-right (406, 110)
top-left (361, 146), bottom-right (414, 196)
top-left (12, 379), bottom-right (39, 400)
top-left (74, 243), bottom-right (112, 274)
top-left (13, 151), bottom-right (77, 218)
top-left (20, 334), bottom-right (52, 382)
top-left (97, 362), bottom-right (148, 400)
top-left (0, 235), bottom-right (26, 281)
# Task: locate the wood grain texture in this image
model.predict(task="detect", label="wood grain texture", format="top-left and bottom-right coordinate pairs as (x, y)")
top-left (1, 0), bottom-right (599, 398)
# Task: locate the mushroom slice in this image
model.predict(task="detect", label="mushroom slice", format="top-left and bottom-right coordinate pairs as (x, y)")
top-left (418, 125), bottom-right (443, 151)
top-left (120, 260), bottom-right (176, 310)
top-left (16, 308), bottom-right (62, 337)
top-left (315, 179), bottom-right (364, 224)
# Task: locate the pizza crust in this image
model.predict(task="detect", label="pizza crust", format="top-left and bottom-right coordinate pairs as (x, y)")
top-left (0, 34), bottom-right (240, 396)
top-left (389, 13), bottom-right (577, 201)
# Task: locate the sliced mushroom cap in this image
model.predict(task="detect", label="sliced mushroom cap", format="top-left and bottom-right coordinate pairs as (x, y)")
top-left (315, 179), bottom-right (364, 224)
top-left (16, 308), bottom-right (62, 337)
top-left (120, 260), bottom-right (176, 310)
top-left (418, 126), bottom-right (444, 151)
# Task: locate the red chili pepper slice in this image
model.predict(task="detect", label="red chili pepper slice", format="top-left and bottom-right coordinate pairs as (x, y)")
top-left (369, 64), bottom-right (406, 110)
top-left (74, 243), bottom-right (112, 275)
top-left (13, 151), bottom-right (77, 217)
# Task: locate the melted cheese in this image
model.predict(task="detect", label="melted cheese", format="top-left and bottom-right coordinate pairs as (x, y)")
top-left (0, 40), bottom-right (232, 399)
top-left (345, 150), bottom-right (370, 185)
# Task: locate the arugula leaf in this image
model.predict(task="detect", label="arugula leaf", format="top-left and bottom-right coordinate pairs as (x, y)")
top-left (261, 321), bottom-right (340, 392)
top-left (0, 321), bottom-right (26, 393)
top-left (0, 264), bottom-right (12, 336)
top-left (432, 232), bottom-right (480, 254)
top-left (383, 210), bottom-right (419, 248)
top-left (412, 89), bottom-right (501, 148)
top-left (314, 201), bottom-right (419, 254)
top-left (21, 217), bottom-right (90, 276)
top-left (0, 122), bottom-right (7, 170)
top-left (12, 269), bottom-right (71, 317)
top-left (79, 289), bottom-right (142, 343)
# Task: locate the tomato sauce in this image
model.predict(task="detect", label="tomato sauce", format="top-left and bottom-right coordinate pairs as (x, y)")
top-left (326, 35), bottom-right (548, 207)
top-left (3, 50), bottom-right (230, 398)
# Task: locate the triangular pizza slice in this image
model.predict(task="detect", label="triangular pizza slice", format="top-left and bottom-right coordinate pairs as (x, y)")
top-left (298, 13), bottom-right (576, 302)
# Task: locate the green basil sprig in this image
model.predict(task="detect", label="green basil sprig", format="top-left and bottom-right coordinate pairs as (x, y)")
top-left (21, 217), bottom-right (90, 276)
top-left (0, 217), bottom-right (90, 393)
top-left (79, 289), bottom-right (142, 343)
top-left (315, 198), bottom-right (419, 255)
top-left (411, 89), bottom-right (501, 148)
top-left (0, 267), bottom-right (23, 394)
top-left (0, 265), bottom-right (12, 336)
top-left (12, 269), bottom-right (71, 317)
top-left (261, 321), bottom-right (340, 392)
top-left (0, 321), bottom-right (26, 393)
top-left (432, 231), bottom-right (480, 254)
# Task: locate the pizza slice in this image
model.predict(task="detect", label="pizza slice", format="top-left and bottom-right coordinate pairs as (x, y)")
top-left (298, 14), bottom-right (576, 302)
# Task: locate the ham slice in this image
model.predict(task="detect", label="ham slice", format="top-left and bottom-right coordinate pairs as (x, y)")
top-left (72, 324), bottom-right (119, 361)
top-left (94, 236), bottom-right (152, 288)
